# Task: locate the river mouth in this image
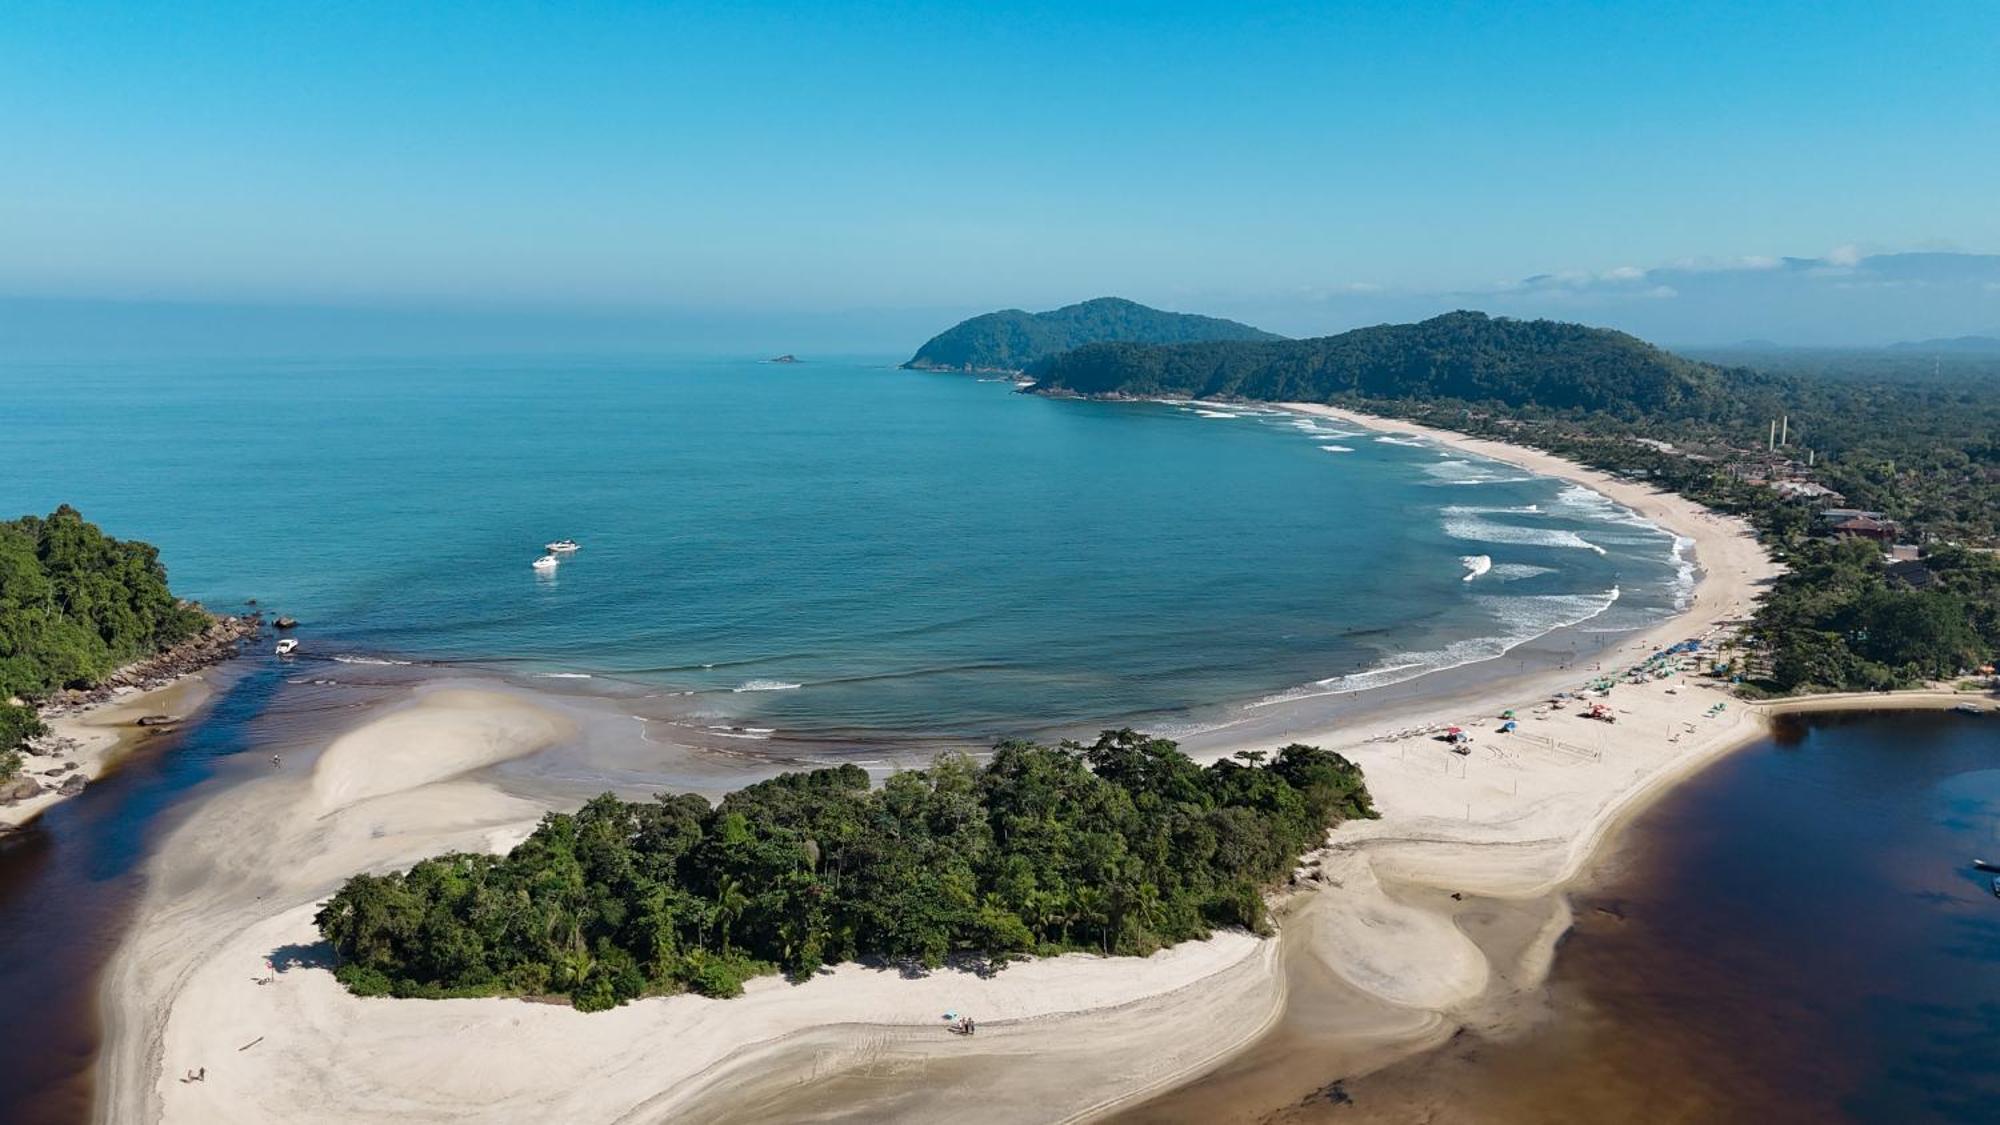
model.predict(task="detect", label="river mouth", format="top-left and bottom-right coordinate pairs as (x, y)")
top-left (0, 668), bottom-right (275, 1124)
top-left (1126, 709), bottom-right (2000, 1123)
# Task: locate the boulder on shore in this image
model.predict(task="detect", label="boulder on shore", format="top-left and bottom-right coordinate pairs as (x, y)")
top-left (58, 774), bottom-right (87, 796)
top-left (0, 776), bottom-right (44, 804)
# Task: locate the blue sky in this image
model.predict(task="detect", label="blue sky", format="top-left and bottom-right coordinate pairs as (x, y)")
top-left (3, 1), bottom-right (1998, 346)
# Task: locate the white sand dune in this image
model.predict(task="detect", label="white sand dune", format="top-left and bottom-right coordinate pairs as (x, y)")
top-left (309, 688), bottom-right (572, 812)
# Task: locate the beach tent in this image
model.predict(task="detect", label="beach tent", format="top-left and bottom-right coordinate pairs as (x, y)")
top-left (1500, 720), bottom-right (1518, 733)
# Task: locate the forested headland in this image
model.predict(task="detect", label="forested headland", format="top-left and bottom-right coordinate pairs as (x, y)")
top-left (1024, 311), bottom-right (2000, 696)
top-left (904, 297), bottom-right (1280, 373)
top-left (316, 730), bottom-right (1374, 1011)
top-left (1, 506), bottom-right (210, 768)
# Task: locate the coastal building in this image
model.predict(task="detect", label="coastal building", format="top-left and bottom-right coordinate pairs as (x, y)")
top-left (1885, 559), bottom-right (1940, 590)
top-left (1828, 515), bottom-right (1899, 543)
top-left (1772, 480), bottom-right (1842, 502)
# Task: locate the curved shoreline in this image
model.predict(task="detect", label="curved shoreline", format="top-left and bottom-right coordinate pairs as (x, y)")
top-left (1114, 405), bottom-right (1992, 1118)
top-left (88, 402), bottom-right (1994, 1122)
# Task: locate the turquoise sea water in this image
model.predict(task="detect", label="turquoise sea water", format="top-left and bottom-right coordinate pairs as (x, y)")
top-left (8, 357), bottom-right (1686, 743)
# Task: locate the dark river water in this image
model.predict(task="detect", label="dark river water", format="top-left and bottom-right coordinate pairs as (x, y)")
top-left (1214, 708), bottom-right (2000, 1124)
top-left (0, 669), bottom-right (291, 1125)
top-left (3, 699), bottom-right (1995, 1123)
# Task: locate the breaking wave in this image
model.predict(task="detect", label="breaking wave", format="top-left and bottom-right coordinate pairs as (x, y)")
top-left (1248, 587), bottom-right (1622, 706)
top-left (1442, 513), bottom-right (1607, 555)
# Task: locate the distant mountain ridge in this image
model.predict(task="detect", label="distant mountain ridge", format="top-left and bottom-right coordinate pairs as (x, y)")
top-left (1027, 310), bottom-right (1770, 421)
top-left (904, 297), bottom-right (1281, 373)
top-left (1888, 334), bottom-right (2000, 354)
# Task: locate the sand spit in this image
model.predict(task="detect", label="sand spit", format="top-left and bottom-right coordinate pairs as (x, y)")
top-left (98, 686), bottom-right (1280, 1125)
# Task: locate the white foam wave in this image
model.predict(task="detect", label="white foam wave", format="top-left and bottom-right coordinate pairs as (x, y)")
top-left (1488, 563), bottom-right (1559, 581)
top-left (1440, 503), bottom-right (1542, 517)
top-left (1460, 554), bottom-right (1492, 581)
top-left (1375, 434), bottom-right (1428, 447)
top-left (1248, 587), bottom-right (1622, 706)
top-left (1424, 460), bottom-right (1536, 486)
top-left (704, 724), bottom-right (772, 740)
top-left (331, 654), bottom-right (415, 666)
top-left (1443, 514), bottom-right (1607, 555)
top-left (1552, 484), bottom-right (1661, 531)
top-left (1194, 410), bottom-right (1241, 419)
top-left (1319, 444), bottom-right (1355, 453)
top-left (732, 679), bottom-right (803, 693)
top-left (535, 672), bottom-right (594, 679)
top-left (1669, 534), bottom-right (1697, 608)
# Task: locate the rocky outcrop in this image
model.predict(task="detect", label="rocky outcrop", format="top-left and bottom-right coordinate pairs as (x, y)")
top-left (274, 616), bottom-right (299, 630)
top-left (57, 774), bottom-right (87, 796)
top-left (0, 776), bottom-right (44, 805)
top-left (40, 614), bottom-right (259, 717)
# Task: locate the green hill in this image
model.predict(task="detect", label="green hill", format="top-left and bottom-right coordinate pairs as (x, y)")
top-left (904, 297), bottom-right (1281, 373)
top-left (1026, 310), bottom-right (1775, 421)
top-left (1, 506), bottom-right (210, 752)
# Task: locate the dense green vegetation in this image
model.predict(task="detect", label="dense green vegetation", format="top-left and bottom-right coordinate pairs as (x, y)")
top-left (1029, 311), bottom-right (1783, 421)
top-left (316, 730), bottom-right (1374, 1011)
top-left (0, 506), bottom-right (207, 748)
top-left (1753, 541), bottom-right (2000, 691)
top-left (1024, 311), bottom-right (2000, 695)
top-left (904, 297), bottom-right (1280, 372)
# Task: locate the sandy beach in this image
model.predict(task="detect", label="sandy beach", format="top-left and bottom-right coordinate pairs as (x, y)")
top-left (1, 677), bottom-right (216, 834)
top-left (96, 685), bottom-right (1285, 1124)
top-left (104, 403), bottom-right (1979, 1123)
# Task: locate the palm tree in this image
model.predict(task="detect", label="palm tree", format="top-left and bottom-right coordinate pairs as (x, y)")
top-left (712, 877), bottom-right (750, 955)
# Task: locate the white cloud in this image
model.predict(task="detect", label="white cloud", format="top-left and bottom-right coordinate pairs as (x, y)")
top-left (1825, 243), bottom-right (1863, 267)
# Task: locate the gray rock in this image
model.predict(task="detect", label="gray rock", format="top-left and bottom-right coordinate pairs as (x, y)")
top-left (58, 774), bottom-right (87, 796)
top-left (0, 776), bottom-right (44, 804)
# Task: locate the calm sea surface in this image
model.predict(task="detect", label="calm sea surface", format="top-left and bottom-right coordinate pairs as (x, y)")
top-left (7, 356), bottom-right (1684, 743)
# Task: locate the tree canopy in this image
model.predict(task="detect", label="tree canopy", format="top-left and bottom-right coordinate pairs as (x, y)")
top-left (316, 730), bottom-right (1374, 1011)
top-left (1027, 311), bottom-right (1778, 421)
top-left (1, 506), bottom-right (208, 747)
top-left (904, 297), bottom-right (1280, 373)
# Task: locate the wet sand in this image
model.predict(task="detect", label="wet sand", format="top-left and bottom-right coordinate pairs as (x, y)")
top-left (1217, 709), bottom-right (2000, 1123)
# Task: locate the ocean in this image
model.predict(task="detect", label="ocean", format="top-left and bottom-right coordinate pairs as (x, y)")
top-left (7, 356), bottom-right (1688, 748)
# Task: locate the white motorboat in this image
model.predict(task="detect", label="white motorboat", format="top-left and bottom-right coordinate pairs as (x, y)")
top-left (532, 554), bottom-right (560, 571)
top-left (545, 539), bottom-right (580, 553)
top-left (274, 638), bottom-right (299, 655)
